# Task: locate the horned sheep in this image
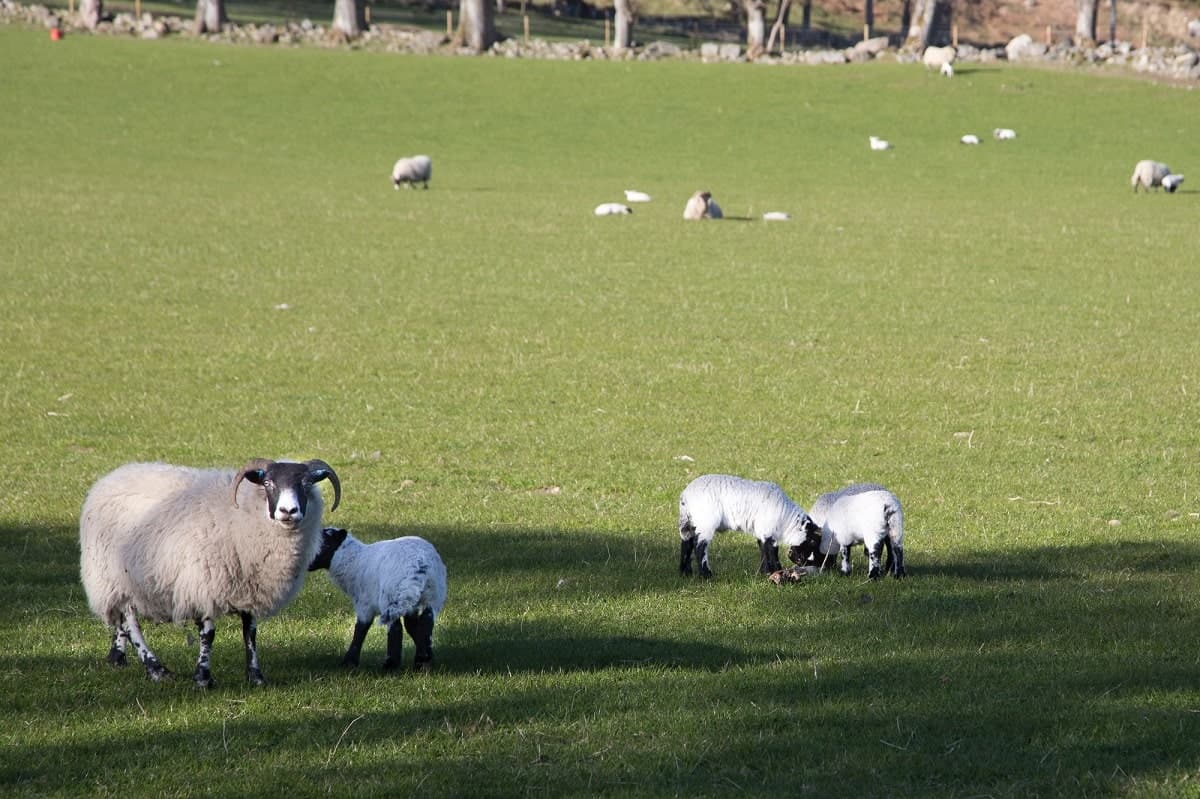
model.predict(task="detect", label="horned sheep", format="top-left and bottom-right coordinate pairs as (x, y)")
top-left (678, 474), bottom-right (822, 578)
top-left (79, 458), bottom-right (341, 688)
top-left (308, 527), bottom-right (447, 672)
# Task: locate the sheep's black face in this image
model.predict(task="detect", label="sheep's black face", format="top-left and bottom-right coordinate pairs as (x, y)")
top-left (787, 519), bottom-right (825, 565)
top-left (308, 528), bottom-right (349, 571)
top-left (236, 459), bottom-right (341, 526)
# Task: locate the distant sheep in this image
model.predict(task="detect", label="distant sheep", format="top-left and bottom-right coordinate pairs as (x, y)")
top-left (1130, 160), bottom-right (1174, 192)
top-left (595, 202), bottom-right (633, 216)
top-left (762, 211), bottom-right (791, 221)
top-left (683, 191), bottom-right (722, 220)
top-left (678, 474), bottom-right (822, 578)
top-left (922, 45), bottom-right (956, 70)
top-left (869, 136), bottom-right (892, 151)
top-left (791, 483), bottom-right (905, 580)
top-left (392, 155), bottom-right (432, 189)
top-left (309, 528), bottom-right (447, 672)
top-left (80, 459), bottom-right (340, 688)
top-left (960, 134), bottom-right (980, 145)
top-left (993, 128), bottom-right (1017, 140)
top-left (624, 190), bottom-right (652, 203)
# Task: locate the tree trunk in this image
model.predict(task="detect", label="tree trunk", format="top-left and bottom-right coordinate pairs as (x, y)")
top-left (1107, 0), bottom-right (1116, 42)
top-left (1075, 0), bottom-right (1098, 45)
top-left (900, 0), bottom-right (912, 39)
top-left (744, 0), bottom-right (766, 57)
top-left (800, 0), bottom-right (811, 29)
top-left (78, 0), bottom-right (102, 29)
top-left (458, 0), bottom-right (496, 51)
top-left (612, 0), bottom-right (633, 50)
top-left (193, 0), bottom-right (226, 34)
top-left (904, 0), bottom-right (936, 48)
top-left (864, 0), bottom-right (874, 38)
top-left (766, 0), bottom-right (791, 52)
top-left (332, 0), bottom-right (367, 38)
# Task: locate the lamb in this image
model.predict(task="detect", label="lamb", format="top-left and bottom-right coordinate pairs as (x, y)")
top-left (922, 45), bottom-right (956, 70)
top-left (789, 483), bottom-right (905, 580)
top-left (1130, 160), bottom-right (1174, 193)
top-left (960, 134), bottom-right (980, 145)
top-left (308, 527), bottom-right (447, 672)
top-left (594, 202), bottom-right (634, 216)
top-left (678, 474), bottom-right (822, 578)
top-left (79, 458), bottom-right (341, 688)
top-left (392, 155), bottom-right (432, 189)
top-left (624, 189), bottom-right (652, 203)
top-left (993, 128), bottom-right (1017, 140)
top-left (869, 136), bottom-right (892, 151)
top-left (683, 191), bottom-right (722, 220)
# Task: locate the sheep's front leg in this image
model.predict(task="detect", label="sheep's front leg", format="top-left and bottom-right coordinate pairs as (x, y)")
top-left (382, 622), bottom-right (404, 671)
top-left (240, 612), bottom-right (266, 686)
top-left (758, 537), bottom-right (782, 574)
top-left (342, 618), bottom-right (372, 668)
top-left (404, 609), bottom-right (435, 672)
top-left (123, 608), bottom-right (172, 681)
top-left (838, 545), bottom-right (853, 576)
top-left (193, 617), bottom-right (217, 689)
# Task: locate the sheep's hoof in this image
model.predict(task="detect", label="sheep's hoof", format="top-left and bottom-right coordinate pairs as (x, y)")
top-left (412, 658), bottom-right (433, 674)
top-left (193, 673), bottom-right (215, 690)
top-left (106, 648), bottom-right (128, 668)
top-left (381, 659), bottom-right (401, 672)
top-left (145, 665), bottom-right (174, 682)
top-left (340, 656), bottom-right (360, 670)
top-left (246, 670), bottom-right (267, 687)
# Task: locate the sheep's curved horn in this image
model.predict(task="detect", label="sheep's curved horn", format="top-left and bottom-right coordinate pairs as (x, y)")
top-left (232, 458), bottom-right (274, 508)
top-left (305, 459), bottom-right (341, 512)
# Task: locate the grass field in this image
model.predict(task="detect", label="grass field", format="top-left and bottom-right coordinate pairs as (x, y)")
top-left (3, 23), bottom-right (1200, 797)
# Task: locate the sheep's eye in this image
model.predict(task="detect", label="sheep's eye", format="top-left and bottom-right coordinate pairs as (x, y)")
top-left (264, 480), bottom-right (275, 490)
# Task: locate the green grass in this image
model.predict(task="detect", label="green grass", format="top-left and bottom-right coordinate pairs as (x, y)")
top-left (3, 24), bottom-right (1200, 797)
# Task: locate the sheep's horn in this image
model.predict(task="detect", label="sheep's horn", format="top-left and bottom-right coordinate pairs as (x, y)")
top-left (232, 458), bottom-right (274, 508)
top-left (305, 459), bottom-right (341, 512)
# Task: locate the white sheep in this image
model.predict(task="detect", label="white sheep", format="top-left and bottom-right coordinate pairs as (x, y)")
top-left (762, 211), bottom-right (791, 221)
top-left (594, 202), bottom-right (633, 216)
top-left (79, 459), bottom-right (341, 688)
top-left (869, 136), bottom-right (892, 151)
top-left (993, 128), bottom-right (1017, 140)
top-left (392, 155), bottom-right (432, 189)
top-left (1130, 160), bottom-right (1173, 192)
top-left (624, 189), bottom-right (652, 203)
top-left (960, 134), bottom-right (980, 145)
top-left (308, 527), bottom-right (447, 671)
top-left (791, 483), bottom-right (905, 580)
top-left (683, 191), bottom-right (722, 220)
top-left (1162, 174), bottom-right (1185, 193)
top-left (922, 44), bottom-right (956, 70)
top-left (678, 474), bottom-right (822, 578)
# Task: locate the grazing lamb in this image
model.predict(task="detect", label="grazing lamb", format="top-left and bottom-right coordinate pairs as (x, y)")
top-left (1130, 160), bottom-right (1175, 193)
top-left (922, 45), bottom-right (956, 71)
top-left (993, 128), bottom-right (1017, 140)
top-left (624, 189), bottom-right (652, 203)
top-left (594, 202), bottom-right (634, 216)
top-left (869, 136), bottom-right (892, 151)
top-left (683, 191), bottom-right (722, 220)
top-left (308, 528), bottom-right (447, 672)
top-left (392, 155), bottom-right (432, 189)
top-left (960, 134), bottom-right (980, 145)
top-left (678, 474), bottom-right (822, 578)
top-left (79, 459), bottom-right (341, 688)
top-left (789, 483), bottom-right (904, 580)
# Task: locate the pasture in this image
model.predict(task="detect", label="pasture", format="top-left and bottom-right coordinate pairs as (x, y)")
top-left (2, 24), bottom-right (1199, 796)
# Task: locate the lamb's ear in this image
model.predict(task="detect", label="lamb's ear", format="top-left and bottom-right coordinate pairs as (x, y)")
top-left (232, 458), bottom-right (274, 508)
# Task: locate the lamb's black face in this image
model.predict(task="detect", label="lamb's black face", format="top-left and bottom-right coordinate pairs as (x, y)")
top-left (787, 518), bottom-right (825, 565)
top-left (308, 527), bottom-right (349, 571)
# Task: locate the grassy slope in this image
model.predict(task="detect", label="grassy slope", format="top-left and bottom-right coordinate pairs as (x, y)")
top-left (2, 26), bottom-right (1199, 796)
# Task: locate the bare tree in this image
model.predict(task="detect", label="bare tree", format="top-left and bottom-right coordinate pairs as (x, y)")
top-left (864, 0), bottom-right (874, 38)
top-left (458, 0), bottom-right (496, 51)
top-left (78, 0), bottom-right (101, 29)
top-left (745, 0), bottom-right (766, 57)
top-left (766, 0), bottom-right (791, 52)
top-left (193, 0), bottom-right (226, 34)
top-left (332, 0), bottom-right (367, 38)
top-left (1107, 0), bottom-right (1116, 41)
top-left (613, 0), bottom-right (634, 51)
top-left (904, 0), bottom-right (937, 48)
top-left (1075, 0), bottom-right (1098, 45)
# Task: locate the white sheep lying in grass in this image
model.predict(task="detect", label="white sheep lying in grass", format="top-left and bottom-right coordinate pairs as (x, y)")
top-left (678, 474), bottom-right (822, 578)
top-left (624, 189), bottom-right (652, 203)
top-left (1131, 160), bottom-right (1179, 193)
top-left (869, 136), bottom-right (892, 151)
top-left (993, 128), bottom-right (1017, 140)
top-left (308, 527), bottom-right (447, 672)
top-left (790, 483), bottom-right (905, 580)
top-left (594, 202), bottom-right (633, 216)
top-left (392, 155), bottom-right (432, 189)
top-left (80, 458), bottom-right (340, 688)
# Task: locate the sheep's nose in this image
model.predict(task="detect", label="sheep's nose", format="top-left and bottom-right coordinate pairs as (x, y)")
top-left (275, 504), bottom-right (301, 522)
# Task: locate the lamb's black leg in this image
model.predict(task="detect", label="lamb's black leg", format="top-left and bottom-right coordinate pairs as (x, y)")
top-left (403, 609), bottom-right (435, 672)
top-left (759, 537), bottom-right (781, 574)
top-left (382, 622), bottom-right (404, 671)
top-left (679, 537), bottom-right (696, 577)
top-left (342, 618), bottom-right (372, 668)
top-left (883, 537), bottom-right (894, 575)
top-left (695, 538), bottom-right (713, 578)
top-left (891, 543), bottom-right (906, 578)
top-left (240, 612), bottom-right (266, 686)
top-left (866, 540), bottom-right (886, 581)
top-left (193, 617), bottom-right (216, 689)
